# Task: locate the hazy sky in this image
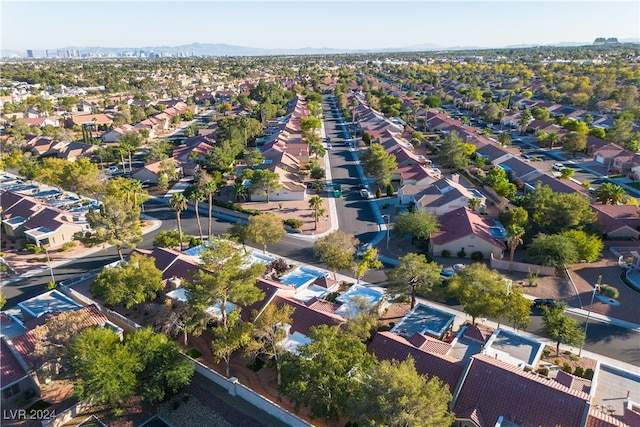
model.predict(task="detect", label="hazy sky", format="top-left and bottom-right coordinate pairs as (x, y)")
top-left (2, 1), bottom-right (639, 51)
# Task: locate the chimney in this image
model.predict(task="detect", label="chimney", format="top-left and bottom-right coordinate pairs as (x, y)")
top-left (167, 276), bottom-right (181, 289)
top-left (451, 173), bottom-right (460, 184)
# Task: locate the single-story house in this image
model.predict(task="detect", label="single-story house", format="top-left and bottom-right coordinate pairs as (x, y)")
top-left (429, 207), bottom-right (505, 259)
top-left (592, 204), bottom-right (640, 240)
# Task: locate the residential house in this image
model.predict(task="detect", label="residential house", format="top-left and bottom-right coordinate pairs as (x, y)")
top-left (21, 206), bottom-right (88, 247)
top-left (1, 337), bottom-right (39, 403)
top-left (400, 177), bottom-right (486, 214)
top-left (16, 117), bottom-right (60, 128)
top-left (393, 164), bottom-right (442, 186)
top-left (65, 113), bottom-right (113, 128)
top-left (101, 124), bottom-right (135, 143)
top-left (131, 158), bottom-right (183, 185)
top-left (593, 143), bottom-right (626, 171)
top-left (451, 354), bottom-right (590, 427)
top-left (592, 204), bottom-right (640, 240)
top-left (250, 165), bottom-right (306, 202)
top-left (3, 305), bottom-right (111, 403)
top-left (57, 141), bottom-right (98, 161)
top-left (429, 207), bottom-right (505, 259)
top-left (172, 136), bottom-right (215, 177)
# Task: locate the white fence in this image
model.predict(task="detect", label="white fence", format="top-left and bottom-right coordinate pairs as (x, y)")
top-left (490, 254), bottom-right (556, 276)
top-left (41, 399), bottom-right (95, 427)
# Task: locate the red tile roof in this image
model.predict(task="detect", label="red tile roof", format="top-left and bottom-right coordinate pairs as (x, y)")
top-left (586, 408), bottom-right (629, 427)
top-left (368, 331), bottom-right (464, 391)
top-left (305, 297), bottom-right (341, 315)
top-left (8, 305), bottom-right (109, 371)
top-left (407, 333), bottom-right (452, 355)
top-left (431, 207), bottom-right (505, 250)
top-left (271, 295), bottom-right (345, 336)
top-left (463, 324), bottom-right (493, 344)
top-left (592, 204), bottom-right (640, 235)
top-left (453, 354), bottom-right (590, 427)
top-left (1, 338), bottom-right (28, 386)
top-left (554, 370), bottom-right (592, 394)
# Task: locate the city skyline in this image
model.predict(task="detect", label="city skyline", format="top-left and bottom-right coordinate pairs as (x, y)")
top-left (2, 1), bottom-right (639, 53)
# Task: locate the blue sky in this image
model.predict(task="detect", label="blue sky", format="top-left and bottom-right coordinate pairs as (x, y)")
top-left (2, 1), bottom-right (639, 51)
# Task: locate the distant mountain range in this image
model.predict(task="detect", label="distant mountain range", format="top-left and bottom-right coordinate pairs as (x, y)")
top-left (3, 39), bottom-right (639, 58)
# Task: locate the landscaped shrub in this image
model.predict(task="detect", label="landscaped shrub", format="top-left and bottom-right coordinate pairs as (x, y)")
top-left (471, 251), bottom-right (484, 260)
top-left (584, 368), bottom-right (595, 380)
top-left (570, 354), bottom-right (580, 361)
top-left (599, 284), bottom-right (619, 299)
top-left (268, 258), bottom-right (289, 274)
top-left (60, 242), bottom-right (77, 252)
top-left (386, 183), bottom-right (394, 197)
top-left (553, 358), bottom-right (561, 365)
top-left (24, 244), bottom-right (43, 254)
top-left (542, 348), bottom-right (551, 357)
top-left (457, 250), bottom-right (466, 258)
top-left (562, 362), bottom-right (572, 373)
top-left (573, 366), bottom-right (584, 377)
top-left (375, 188), bottom-right (382, 199)
top-left (441, 250), bottom-right (451, 258)
top-left (283, 218), bottom-right (303, 229)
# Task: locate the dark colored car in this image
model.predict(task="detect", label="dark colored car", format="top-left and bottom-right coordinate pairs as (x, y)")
top-left (533, 298), bottom-right (558, 309)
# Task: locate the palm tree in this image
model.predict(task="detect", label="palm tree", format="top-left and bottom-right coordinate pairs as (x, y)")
top-left (185, 184), bottom-right (205, 239)
top-left (119, 131), bottom-right (142, 174)
top-left (468, 197), bottom-right (482, 212)
top-left (547, 132), bottom-right (560, 149)
top-left (201, 178), bottom-right (218, 239)
top-left (169, 193), bottom-right (188, 251)
top-left (506, 225), bottom-right (525, 274)
top-left (308, 195), bottom-right (324, 230)
top-left (233, 182), bottom-right (247, 202)
top-left (594, 182), bottom-right (626, 205)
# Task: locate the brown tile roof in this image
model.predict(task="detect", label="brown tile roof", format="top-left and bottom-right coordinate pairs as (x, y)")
top-left (305, 297), bottom-right (341, 315)
top-left (592, 204), bottom-right (640, 235)
top-left (1, 338), bottom-right (28, 386)
top-left (368, 331), bottom-right (464, 391)
top-left (311, 275), bottom-right (339, 290)
top-left (453, 354), bottom-right (590, 427)
top-left (585, 408), bottom-right (630, 427)
top-left (463, 324), bottom-right (493, 344)
top-left (554, 370), bottom-right (592, 394)
top-left (271, 295), bottom-right (345, 336)
top-left (24, 207), bottom-right (65, 232)
top-left (406, 333), bottom-right (452, 355)
top-left (8, 305), bottom-right (109, 370)
top-left (241, 278), bottom-right (296, 322)
top-left (431, 207), bottom-right (505, 250)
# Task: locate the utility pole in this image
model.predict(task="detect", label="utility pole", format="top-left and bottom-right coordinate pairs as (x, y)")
top-left (580, 275), bottom-right (601, 357)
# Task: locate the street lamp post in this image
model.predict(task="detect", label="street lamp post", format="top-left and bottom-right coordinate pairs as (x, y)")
top-left (580, 275), bottom-right (601, 357)
top-left (382, 214), bottom-right (390, 250)
top-left (43, 245), bottom-right (56, 286)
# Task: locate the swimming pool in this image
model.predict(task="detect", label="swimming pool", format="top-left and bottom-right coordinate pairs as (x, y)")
top-left (279, 266), bottom-right (325, 288)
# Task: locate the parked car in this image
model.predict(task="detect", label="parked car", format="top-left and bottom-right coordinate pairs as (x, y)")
top-left (440, 269), bottom-right (456, 280)
top-left (533, 298), bottom-right (558, 309)
top-left (359, 189), bottom-right (370, 199)
top-left (552, 163), bottom-right (565, 171)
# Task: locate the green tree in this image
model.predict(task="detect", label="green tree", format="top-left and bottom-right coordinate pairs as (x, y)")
top-left (69, 327), bottom-right (140, 410)
top-left (185, 238), bottom-right (265, 329)
top-left (437, 131), bottom-right (470, 169)
top-left (157, 159), bottom-right (178, 190)
top-left (392, 208), bottom-right (440, 241)
top-left (559, 167), bottom-right (575, 180)
top-left (308, 195), bottom-right (325, 230)
top-left (594, 182), bottom-right (626, 205)
top-left (301, 116), bottom-right (322, 133)
top-left (345, 357), bottom-right (454, 427)
top-left (607, 116), bottom-right (634, 145)
top-left (91, 253), bottom-right (163, 308)
top-left (184, 184), bottom-right (205, 239)
top-left (386, 253), bottom-right (441, 308)
top-left (169, 192), bottom-right (188, 251)
top-left (211, 310), bottom-right (252, 378)
top-left (355, 246), bottom-right (382, 284)
top-left (86, 195), bottom-right (142, 260)
top-left (506, 225), bottom-right (525, 274)
top-left (246, 303), bottom-right (295, 385)
top-left (562, 132), bottom-right (587, 157)
top-left (447, 263), bottom-right (510, 324)
top-left (246, 212), bottom-right (286, 253)
top-left (525, 183), bottom-right (595, 232)
top-left (199, 171), bottom-right (220, 239)
top-left (152, 229), bottom-right (183, 249)
top-left (542, 303), bottom-right (585, 356)
top-left (228, 222), bottom-right (248, 251)
top-left (562, 230), bottom-right (603, 262)
top-left (497, 132), bottom-right (512, 147)
top-left (498, 206), bottom-right (529, 229)
top-left (359, 143), bottom-right (398, 186)
top-left (126, 328), bottom-right (194, 403)
top-left (0, 291), bottom-right (5, 310)
top-left (244, 148), bottom-right (264, 168)
top-left (118, 131), bottom-right (143, 173)
top-left (280, 325), bottom-right (376, 420)
top-left (313, 230), bottom-right (359, 279)
top-left (249, 169), bottom-right (283, 203)
top-left (518, 110), bottom-right (532, 134)
top-left (528, 233), bottom-right (579, 268)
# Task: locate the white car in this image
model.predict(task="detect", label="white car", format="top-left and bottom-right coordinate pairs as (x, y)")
top-left (105, 166), bottom-right (119, 174)
top-left (552, 163), bottom-right (565, 171)
top-left (359, 189), bottom-right (370, 199)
